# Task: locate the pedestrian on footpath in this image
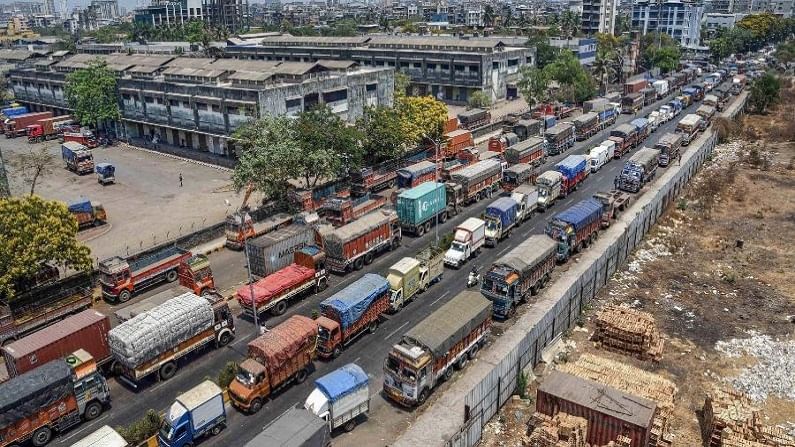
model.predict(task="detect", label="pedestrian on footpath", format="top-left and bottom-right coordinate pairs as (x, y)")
top-left (614, 176), bottom-right (619, 190)
top-left (677, 152), bottom-right (682, 165)
top-left (179, 173), bottom-right (183, 187)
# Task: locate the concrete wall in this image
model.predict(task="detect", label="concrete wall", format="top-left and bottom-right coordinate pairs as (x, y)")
top-left (394, 92), bottom-right (748, 447)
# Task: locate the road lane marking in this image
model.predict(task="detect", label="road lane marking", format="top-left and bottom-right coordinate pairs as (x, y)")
top-left (429, 291), bottom-right (451, 307)
top-left (384, 321), bottom-right (411, 340)
top-left (60, 414), bottom-right (109, 441)
top-left (497, 246), bottom-right (512, 256)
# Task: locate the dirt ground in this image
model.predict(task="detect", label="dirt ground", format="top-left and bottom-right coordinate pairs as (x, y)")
top-left (481, 85), bottom-right (795, 447)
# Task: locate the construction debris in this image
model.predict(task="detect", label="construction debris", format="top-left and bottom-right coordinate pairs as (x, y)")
top-left (592, 305), bottom-right (664, 361)
top-left (526, 412), bottom-right (589, 447)
top-left (703, 387), bottom-right (795, 447)
top-left (715, 332), bottom-right (795, 402)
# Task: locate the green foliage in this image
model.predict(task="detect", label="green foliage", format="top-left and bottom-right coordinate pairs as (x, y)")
top-left (218, 361), bottom-right (238, 389)
top-left (640, 33), bottom-right (681, 74)
top-left (517, 66), bottom-right (550, 107)
top-left (394, 72), bottom-right (411, 99)
top-left (117, 409), bottom-right (163, 444)
top-left (516, 370), bottom-right (529, 398)
top-left (615, 14), bottom-right (631, 34)
top-left (395, 95), bottom-right (447, 146)
top-left (708, 14), bottom-right (795, 62)
top-left (592, 49), bottom-right (618, 94)
top-left (749, 72), bottom-right (781, 114)
top-left (467, 91), bottom-right (492, 109)
top-left (559, 10), bottom-right (580, 38)
top-left (483, 5), bottom-right (495, 27)
top-left (544, 50), bottom-right (597, 103)
top-left (357, 105), bottom-right (409, 163)
top-left (0, 196), bottom-right (93, 298)
top-left (529, 38), bottom-right (560, 69)
top-left (64, 60), bottom-right (120, 129)
top-left (775, 39), bottom-right (795, 64)
top-left (649, 45), bottom-right (681, 74)
top-left (231, 115), bottom-right (298, 199)
top-left (293, 105), bottom-right (362, 187)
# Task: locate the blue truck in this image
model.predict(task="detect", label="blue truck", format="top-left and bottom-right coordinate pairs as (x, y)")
top-left (544, 199), bottom-right (604, 262)
top-left (630, 117), bottom-right (650, 143)
top-left (159, 380), bottom-right (226, 447)
top-left (618, 148), bottom-right (660, 193)
top-left (304, 363), bottom-right (370, 433)
top-left (484, 197), bottom-right (518, 247)
top-left (555, 154), bottom-right (588, 197)
top-left (396, 182), bottom-right (448, 236)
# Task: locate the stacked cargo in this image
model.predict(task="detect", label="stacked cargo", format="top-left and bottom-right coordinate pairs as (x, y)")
top-left (236, 263), bottom-right (317, 315)
top-left (0, 360), bottom-right (74, 428)
top-left (487, 132), bottom-right (518, 153)
top-left (526, 412), bottom-right (589, 447)
top-left (592, 305), bottom-right (663, 361)
top-left (572, 112), bottom-right (599, 141)
top-left (321, 209), bottom-right (400, 272)
top-left (449, 159), bottom-right (502, 202)
top-left (702, 387), bottom-right (795, 447)
top-left (444, 129), bottom-right (474, 157)
top-left (246, 224), bottom-right (317, 277)
top-left (513, 119), bottom-right (541, 141)
top-left (396, 160), bottom-right (436, 189)
top-left (554, 155), bottom-right (588, 196)
top-left (505, 136), bottom-right (544, 166)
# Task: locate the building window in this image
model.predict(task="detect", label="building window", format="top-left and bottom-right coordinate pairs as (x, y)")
top-left (196, 103), bottom-right (208, 111)
top-left (454, 65), bottom-right (464, 72)
top-left (286, 98), bottom-right (301, 109)
top-left (508, 58), bottom-right (519, 67)
top-left (122, 94), bottom-right (131, 101)
top-left (212, 104), bottom-right (220, 112)
top-left (413, 63), bottom-right (421, 68)
top-left (366, 83), bottom-right (377, 92)
top-left (323, 89), bottom-right (347, 103)
top-left (227, 106), bottom-right (239, 115)
top-left (145, 97), bottom-right (154, 104)
top-left (183, 101), bottom-right (190, 108)
top-left (493, 61), bottom-right (499, 70)
top-left (156, 97), bottom-right (164, 105)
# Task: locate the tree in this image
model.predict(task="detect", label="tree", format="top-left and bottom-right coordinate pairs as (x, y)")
top-left (650, 45), bottom-right (680, 73)
top-left (217, 361), bottom-right (238, 389)
top-left (468, 91), bottom-right (492, 109)
top-left (526, 35), bottom-right (560, 69)
top-left (560, 10), bottom-right (580, 38)
top-left (395, 96), bottom-right (447, 146)
top-left (544, 50), bottom-right (596, 103)
top-left (394, 71), bottom-right (411, 99)
top-left (64, 60), bottom-right (120, 131)
top-left (231, 115), bottom-right (299, 199)
top-left (0, 196), bottom-right (93, 298)
top-left (640, 32), bottom-right (680, 74)
top-left (11, 146), bottom-right (54, 196)
top-left (615, 14), bottom-right (631, 34)
top-left (483, 5), bottom-right (495, 27)
top-left (357, 105), bottom-right (409, 163)
top-left (749, 72), bottom-right (781, 114)
top-left (592, 49), bottom-right (617, 94)
top-left (292, 105), bottom-right (362, 188)
top-left (517, 66), bottom-right (549, 107)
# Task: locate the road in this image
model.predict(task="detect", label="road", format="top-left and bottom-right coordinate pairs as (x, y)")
top-left (53, 89), bottom-right (706, 446)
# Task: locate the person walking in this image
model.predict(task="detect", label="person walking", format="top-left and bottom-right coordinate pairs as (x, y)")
top-left (179, 173), bottom-right (183, 187)
top-left (677, 152), bottom-right (682, 166)
top-left (614, 175), bottom-right (619, 190)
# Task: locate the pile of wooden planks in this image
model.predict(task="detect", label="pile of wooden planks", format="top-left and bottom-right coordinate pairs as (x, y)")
top-left (703, 387), bottom-right (795, 447)
top-left (526, 412), bottom-right (589, 447)
top-left (592, 305), bottom-right (664, 361)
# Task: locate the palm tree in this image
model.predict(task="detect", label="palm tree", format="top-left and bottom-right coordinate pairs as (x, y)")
top-left (560, 10), bottom-right (580, 38)
top-left (483, 5), bottom-right (495, 28)
top-left (592, 49), bottom-right (617, 95)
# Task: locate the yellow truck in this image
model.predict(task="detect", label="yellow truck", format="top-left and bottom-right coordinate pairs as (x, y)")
top-left (386, 247), bottom-right (444, 312)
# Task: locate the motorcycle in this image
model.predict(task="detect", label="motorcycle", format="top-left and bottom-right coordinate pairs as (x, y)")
top-left (466, 267), bottom-right (480, 288)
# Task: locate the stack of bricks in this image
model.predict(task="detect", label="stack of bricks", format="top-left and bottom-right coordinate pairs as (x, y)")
top-left (526, 412), bottom-right (588, 447)
top-left (592, 305), bottom-right (664, 361)
top-left (702, 387), bottom-right (795, 447)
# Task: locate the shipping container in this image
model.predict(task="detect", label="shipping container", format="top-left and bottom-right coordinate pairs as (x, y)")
top-left (396, 182), bottom-right (447, 234)
top-left (443, 129), bottom-right (474, 158)
top-left (246, 224), bottom-right (317, 278)
top-left (624, 79), bottom-right (648, 94)
top-left (583, 98), bottom-right (609, 113)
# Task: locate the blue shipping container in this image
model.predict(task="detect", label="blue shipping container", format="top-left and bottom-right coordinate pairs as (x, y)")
top-left (554, 198), bottom-right (603, 231)
top-left (485, 197), bottom-right (518, 228)
top-left (396, 182), bottom-right (446, 226)
top-left (554, 155), bottom-right (587, 180)
top-left (68, 199), bottom-right (92, 213)
top-left (314, 363), bottom-right (369, 402)
top-left (320, 274), bottom-right (389, 330)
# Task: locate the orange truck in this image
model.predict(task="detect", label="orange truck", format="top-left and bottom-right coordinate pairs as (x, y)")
top-left (443, 129), bottom-right (474, 158)
top-left (99, 245), bottom-right (192, 303)
top-left (62, 129), bottom-right (98, 148)
top-left (316, 273), bottom-right (390, 359)
top-left (3, 111), bottom-right (52, 138)
top-left (319, 209), bottom-right (402, 273)
top-left (229, 315), bottom-right (318, 413)
top-left (324, 194), bottom-right (387, 227)
top-left (487, 132), bottom-right (518, 153)
top-left (26, 115), bottom-right (73, 143)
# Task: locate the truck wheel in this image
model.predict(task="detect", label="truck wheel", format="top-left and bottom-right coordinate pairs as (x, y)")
top-left (418, 389), bottom-right (429, 406)
top-left (344, 419), bottom-right (357, 432)
top-left (271, 300), bottom-right (288, 316)
top-left (84, 401), bottom-right (103, 421)
top-left (417, 224), bottom-right (425, 236)
top-left (249, 398), bottom-right (263, 414)
top-left (118, 290), bottom-right (132, 303)
top-left (354, 257), bottom-right (365, 270)
top-left (423, 222), bottom-right (431, 234)
top-left (531, 284), bottom-right (539, 296)
top-left (443, 367), bottom-right (454, 381)
top-left (364, 253), bottom-right (374, 265)
top-left (457, 354), bottom-right (469, 370)
top-left (315, 279), bottom-right (328, 292)
top-left (31, 427), bottom-right (52, 447)
top-left (295, 368), bottom-right (308, 383)
top-left (210, 425), bottom-right (223, 436)
top-left (333, 346), bottom-right (342, 358)
top-left (368, 320), bottom-right (379, 334)
top-left (166, 269), bottom-right (178, 282)
top-left (218, 331), bottom-right (232, 347)
top-left (159, 362), bottom-right (177, 381)
top-left (439, 211), bottom-right (448, 223)
top-left (468, 344), bottom-right (480, 360)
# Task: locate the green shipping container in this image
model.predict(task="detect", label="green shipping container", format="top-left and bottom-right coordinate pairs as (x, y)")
top-left (396, 182), bottom-right (447, 227)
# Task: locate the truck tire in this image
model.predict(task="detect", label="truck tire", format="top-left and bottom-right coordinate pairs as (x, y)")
top-left (344, 419), bottom-right (357, 432)
top-left (249, 398), bottom-right (264, 414)
top-left (31, 427), bottom-right (52, 447)
top-left (423, 221), bottom-right (431, 234)
top-left (315, 279), bottom-right (328, 292)
top-left (364, 252), bottom-right (374, 265)
top-left (218, 331), bottom-right (232, 347)
top-left (418, 389), bottom-right (429, 406)
top-left (271, 300), bottom-right (288, 316)
top-left (295, 368), bottom-right (308, 384)
top-left (368, 320), bottom-right (379, 334)
top-left (159, 362), bottom-right (177, 381)
top-left (439, 211), bottom-right (447, 223)
top-left (354, 257), bottom-right (365, 270)
top-left (332, 346), bottom-right (342, 358)
top-left (210, 425), bottom-right (223, 436)
top-left (118, 290), bottom-right (132, 303)
top-left (417, 224), bottom-right (425, 236)
top-left (84, 401), bottom-right (103, 421)
top-left (468, 344), bottom-right (480, 360)
top-left (443, 367), bottom-right (454, 381)
top-left (457, 354), bottom-right (469, 370)
top-left (166, 269), bottom-right (178, 282)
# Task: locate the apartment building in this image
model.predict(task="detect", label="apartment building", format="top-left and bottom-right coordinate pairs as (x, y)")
top-left (582, 0), bottom-right (618, 34)
top-left (549, 37), bottom-right (597, 65)
top-left (224, 35), bottom-right (534, 104)
top-left (134, 0), bottom-right (249, 29)
top-left (8, 54), bottom-right (393, 157)
top-left (631, 0), bottom-right (704, 47)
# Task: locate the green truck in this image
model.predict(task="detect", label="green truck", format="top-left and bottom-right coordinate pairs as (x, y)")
top-left (386, 247), bottom-right (444, 312)
top-left (396, 182), bottom-right (448, 236)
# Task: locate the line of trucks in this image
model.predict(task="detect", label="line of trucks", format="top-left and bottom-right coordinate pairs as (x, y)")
top-left (0, 107), bottom-right (98, 146)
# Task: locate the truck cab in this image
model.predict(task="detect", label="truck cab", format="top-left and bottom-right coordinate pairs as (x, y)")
top-left (386, 257), bottom-right (423, 311)
top-left (444, 217), bottom-right (485, 268)
top-left (545, 219), bottom-right (576, 261)
top-left (178, 254), bottom-right (216, 296)
top-left (159, 381), bottom-right (225, 447)
top-left (383, 344), bottom-right (432, 406)
top-left (536, 171), bottom-right (563, 211)
top-left (228, 358), bottom-right (277, 413)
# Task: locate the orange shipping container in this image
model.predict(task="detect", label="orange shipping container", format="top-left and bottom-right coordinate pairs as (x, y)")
top-left (444, 129), bottom-right (474, 158)
top-left (444, 117), bottom-right (459, 134)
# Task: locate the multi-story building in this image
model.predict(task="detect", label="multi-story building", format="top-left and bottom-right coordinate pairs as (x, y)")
top-left (134, 0), bottom-right (207, 26)
top-left (582, 0), bottom-right (618, 34)
top-left (224, 35), bottom-right (534, 104)
top-left (90, 0), bottom-right (119, 19)
top-left (203, 0), bottom-right (249, 30)
top-left (8, 53), bottom-right (394, 157)
top-left (549, 37), bottom-right (597, 65)
top-left (704, 0), bottom-right (733, 13)
top-left (703, 12), bottom-right (742, 36)
top-left (631, 0), bottom-right (704, 47)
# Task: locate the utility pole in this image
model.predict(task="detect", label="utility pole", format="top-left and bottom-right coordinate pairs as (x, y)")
top-left (243, 237), bottom-right (260, 335)
top-left (0, 146), bottom-right (9, 198)
top-left (423, 134), bottom-right (442, 245)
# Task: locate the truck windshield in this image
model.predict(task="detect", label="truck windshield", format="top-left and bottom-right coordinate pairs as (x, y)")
top-left (538, 188), bottom-right (549, 197)
top-left (318, 326), bottom-right (330, 342)
top-left (385, 357), bottom-right (417, 382)
top-left (485, 219), bottom-right (499, 232)
top-left (450, 241), bottom-right (467, 253)
top-left (235, 368), bottom-right (256, 387)
top-left (159, 420), bottom-right (175, 441)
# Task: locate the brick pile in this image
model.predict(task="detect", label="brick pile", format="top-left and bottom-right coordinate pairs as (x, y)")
top-left (703, 387), bottom-right (795, 447)
top-left (526, 412), bottom-right (589, 447)
top-left (592, 305), bottom-right (664, 361)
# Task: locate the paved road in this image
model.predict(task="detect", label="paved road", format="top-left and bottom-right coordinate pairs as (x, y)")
top-left (52, 89), bottom-right (705, 446)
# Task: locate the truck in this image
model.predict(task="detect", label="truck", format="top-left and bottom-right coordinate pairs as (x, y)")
top-left (641, 86), bottom-right (657, 106)
top-left (630, 117), bottom-right (650, 143)
top-left (224, 211), bottom-right (293, 250)
top-left (99, 246), bottom-right (191, 303)
top-left (696, 104), bottom-right (716, 127)
top-left (598, 139), bottom-right (616, 159)
top-left (26, 115), bottom-right (73, 143)
top-left (668, 98), bottom-right (684, 116)
top-left (504, 136), bottom-right (545, 166)
top-left (511, 184), bottom-right (539, 223)
top-left (554, 155), bottom-right (588, 197)
top-left (229, 315), bottom-right (317, 413)
top-left (731, 74), bottom-right (747, 93)
top-left (457, 108), bottom-right (491, 129)
top-left (443, 129), bottom-right (475, 158)
top-left (583, 98), bottom-right (609, 113)
top-left (544, 122), bottom-right (575, 155)
top-left (397, 160), bottom-right (437, 189)
top-left (654, 132), bottom-right (683, 166)
top-left (647, 111), bottom-right (661, 131)
top-left (72, 425), bottom-right (127, 447)
top-left (618, 148), bottom-right (661, 193)
top-left (608, 124), bottom-right (638, 158)
top-left (0, 106), bottom-right (28, 120)
top-left (676, 113), bottom-right (703, 146)
top-left (246, 408), bottom-right (331, 446)
top-left (2, 309), bottom-right (111, 379)
top-left (237, 247), bottom-right (327, 317)
top-left (320, 209), bottom-right (401, 273)
top-left (62, 129), bottom-right (98, 148)
top-left (448, 159), bottom-right (502, 204)
top-left (382, 290), bottom-right (491, 407)
top-left (95, 163), bottom-right (115, 185)
top-left (588, 145), bottom-right (609, 172)
top-left (386, 248), bottom-right (443, 311)
top-left (502, 163), bottom-right (536, 192)
top-left (653, 79), bottom-right (669, 98)
top-left (444, 217), bottom-right (486, 268)
top-left (595, 103), bottom-right (618, 129)
top-left (488, 132), bottom-right (518, 153)
top-left (110, 292), bottom-right (233, 385)
top-left (315, 274), bottom-right (390, 359)
top-left (690, 84), bottom-right (706, 101)
top-left (0, 353), bottom-right (110, 447)
top-left (536, 170), bottom-right (563, 211)
top-left (621, 93), bottom-right (644, 114)
top-left (703, 94), bottom-right (720, 110)
top-left (624, 79), bottom-right (648, 94)
top-left (350, 166), bottom-right (396, 195)
top-left (658, 105), bottom-right (674, 123)
top-left (572, 112), bottom-right (599, 141)
top-left (245, 223), bottom-right (317, 277)
top-left (61, 142), bottom-right (94, 175)
top-left (158, 381), bottom-right (226, 447)
top-left (305, 363), bottom-right (370, 433)
top-left (0, 271), bottom-right (93, 346)
top-left (480, 235), bottom-right (557, 318)
top-left (396, 182), bottom-right (448, 236)
top-left (592, 190), bottom-right (631, 227)
top-left (484, 197), bottom-right (518, 247)
top-left (512, 119), bottom-right (541, 141)
top-left (324, 194), bottom-right (387, 227)
top-left (544, 198), bottom-right (604, 262)
top-left (68, 198), bottom-right (107, 229)
top-left (3, 111), bottom-right (52, 138)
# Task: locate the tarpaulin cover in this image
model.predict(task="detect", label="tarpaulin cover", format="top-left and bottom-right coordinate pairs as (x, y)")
top-left (485, 197), bottom-right (518, 228)
top-left (572, 112), bottom-right (598, 128)
top-left (315, 363), bottom-right (368, 403)
top-left (68, 198), bottom-right (92, 213)
top-left (0, 359), bottom-right (73, 429)
top-left (544, 123), bottom-right (573, 139)
top-left (630, 118), bottom-right (648, 131)
top-left (248, 315), bottom-right (317, 373)
top-left (108, 292), bottom-right (213, 369)
top-left (404, 290), bottom-right (491, 358)
top-left (627, 148), bottom-right (660, 172)
top-left (236, 264), bottom-right (315, 307)
top-left (319, 274), bottom-right (388, 330)
top-left (505, 137), bottom-right (543, 163)
top-left (451, 159), bottom-right (501, 187)
top-left (397, 161), bottom-right (436, 187)
top-left (498, 235), bottom-right (557, 276)
top-left (554, 155), bottom-right (586, 180)
top-left (610, 124), bottom-right (636, 138)
top-left (247, 407), bottom-right (328, 447)
top-left (554, 198), bottom-right (603, 231)
top-left (95, 163), bottom-right (115, 175)
top-left (323, 210), bottom-right (395, 257)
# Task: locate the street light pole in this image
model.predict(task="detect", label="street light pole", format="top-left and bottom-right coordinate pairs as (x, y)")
top-left (423, 134), bottom-right (442, 245)
top-left (243, 231), bottom-right (259, 334)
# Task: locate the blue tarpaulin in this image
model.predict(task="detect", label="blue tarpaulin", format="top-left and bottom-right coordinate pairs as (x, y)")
top-left (68, 199), bottom-right (92, 213)
top-left (485, 197), bottom-right (518, 228)
top-left (555, 155), bottom-right (587, 180)
top-left (554, 198), bottom-right (602, 231)
top-left (320, 274), bottom-right (388, 330)
top-left (630, 118), bottom-right (648, 131)
top-left (95, 163), bottom-right (115, 176)
top-left (315, 363), bottom-right (368, 403)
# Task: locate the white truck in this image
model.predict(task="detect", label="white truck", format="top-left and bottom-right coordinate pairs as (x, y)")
top-left (598, 139), bottom-right (616, 159)
top-left (72, 426), bottom-right (128, 447)
top-left (536, 171), bottom-right (563, 211)
top-left (658, 105), bottom-right (673, 123)
top-left (588, 145), bottom-right (609, 172)
top-left (304, 363), bottom-right (370, 433)
top-left (444, 217), bottom-right (485, 268)
top-left (652, 79), bottom-right (669, 98)
top-left (158, 381), bottom-right (226, 447)
top-left (510, 184), bottom-right (539, 223)
top-left (647, 111), bottom-right (661, 131)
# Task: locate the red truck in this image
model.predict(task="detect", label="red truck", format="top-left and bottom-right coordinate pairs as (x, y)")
top-left (98, 245), bottom-right (192, 303)
top-left (316, 273), bottom-right (390, 358)
top-left (178, 254), bottom-right (219, 297)
top-left (26, 115), bottom-right (73, 143)
top-left (487, 132), bottom-right (518, 153)
top-left (505, 136), bottom-right (545, 167)
top-left (0, 271), bottom-right (93, 346)
top-left (62, 129), bottom-right (98, 148)
top-left (3, 111), bottom-right (52, 138)
top-left (2, 309), bottom-right (110, 379)
top-left (320, 209), bottom-right (401, 273)
top-left (237, 247), bottom-right (327, 317)
top-left (229, 315), bottom-right (318, 413)
top-left (572, 112), bottom-right (599, 141)
top-left (444, 129), bottom-right (474, 158)
top-left (448, 159), bottom-right (503, 204)
top-left (351, 166), bottom-right (396, 195)
top-left (324, 194), bottom-right (387, 227)
top-left (624, 79), bottom-right (648, 94)
top-left (608, 124), bottom-right (639, 158)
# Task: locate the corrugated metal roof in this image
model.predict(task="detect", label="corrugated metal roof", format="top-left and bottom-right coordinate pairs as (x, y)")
top-left (228, 71), bottom-right (274, 81)
top-left (3, 309), bottom-right (106, 359)
top-left (165, 57), bottom-right (217, 69)
top-left (163, 66), bottom-right (227, 78)
top-left (0, 49), bottom-right (32, 61)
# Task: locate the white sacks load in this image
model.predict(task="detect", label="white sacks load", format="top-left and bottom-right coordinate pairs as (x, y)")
top-left (108, 292), bottom-right (214, 369)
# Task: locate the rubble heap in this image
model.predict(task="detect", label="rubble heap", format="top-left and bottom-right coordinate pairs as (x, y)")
top-left (703, 387), bottom-right (795, 447)
top-left (526, 412), bottom-right (589, 447)
top-left (592, 305), bottom-right (664, 361)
